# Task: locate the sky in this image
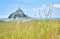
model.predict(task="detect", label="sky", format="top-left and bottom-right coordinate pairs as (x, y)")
top-left (0, 0), bottom-right (60, 18)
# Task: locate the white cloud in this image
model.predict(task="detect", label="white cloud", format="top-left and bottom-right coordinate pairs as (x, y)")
top-left (26, 4), bottom-right (60, 12)
top-left (53, 4), bottom-right (60, 8)
top-left (0, 15), bottom-right (8, 18)
top-left (42, 4), bottom-right (60, 8)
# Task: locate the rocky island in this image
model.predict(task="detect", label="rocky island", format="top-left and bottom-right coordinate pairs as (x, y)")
top-left (5, 8), bottom-right (33, 22)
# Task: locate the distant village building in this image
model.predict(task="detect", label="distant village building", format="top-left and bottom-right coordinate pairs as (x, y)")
top-left (5, 8), bottom-right (33, 22)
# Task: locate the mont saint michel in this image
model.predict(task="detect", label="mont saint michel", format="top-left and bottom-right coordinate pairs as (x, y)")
top-left (5, 8), bottom-right (33, 22)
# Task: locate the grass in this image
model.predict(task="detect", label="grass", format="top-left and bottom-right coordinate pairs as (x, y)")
top-left (0, 20), bottom-right (60, 39)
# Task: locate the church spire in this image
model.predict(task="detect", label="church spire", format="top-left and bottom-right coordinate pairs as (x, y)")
top-left (16, 6), bottom-right (22, 12)
top-left (18, 6), bottom-right (21, 10)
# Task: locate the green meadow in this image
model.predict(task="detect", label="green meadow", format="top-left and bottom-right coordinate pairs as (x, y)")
top-left (0, 20), bottom-right (60, 39)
